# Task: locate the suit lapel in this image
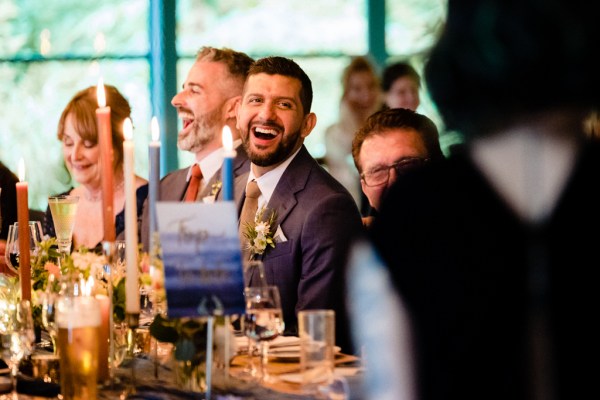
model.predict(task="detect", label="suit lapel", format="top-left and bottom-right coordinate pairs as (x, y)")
top-left (266, 146), bottom-right (312, 229)
top-left (234, 171), bottom-right (250, 214)
top-left (161, 168), bottom-right (190, 201)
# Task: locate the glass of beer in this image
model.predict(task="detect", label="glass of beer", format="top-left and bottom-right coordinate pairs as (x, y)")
top-left (56, 275), bottom-right (101, 400)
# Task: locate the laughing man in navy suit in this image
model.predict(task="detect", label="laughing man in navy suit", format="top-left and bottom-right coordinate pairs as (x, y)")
top-left (235, 56), bottom-right (363, 353)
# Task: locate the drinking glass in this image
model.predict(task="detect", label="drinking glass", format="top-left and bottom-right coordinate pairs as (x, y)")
top-left (30, 221), bottom-right (43, 257)
top-left (238, 260), bottom-right (267, 380)
top-left (56, 274), bottom-right (101, 400)
top-left (48, 195), bottom-right (79, 255)
top-left (0, 300), bottom-right (36, 399)
top-left (4, 222), bottom-right (44, 274)
top-left (243, 285), bottom-right (285, 383)
top-left (41, 274), bottom-right (59, 355)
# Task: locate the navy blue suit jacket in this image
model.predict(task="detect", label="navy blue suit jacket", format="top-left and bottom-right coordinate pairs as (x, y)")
top-left (235, 146), bottom-right (363, 353)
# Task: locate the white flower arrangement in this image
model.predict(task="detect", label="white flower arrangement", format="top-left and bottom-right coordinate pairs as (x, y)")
top-left (243, 206), bottom-right (277, 260)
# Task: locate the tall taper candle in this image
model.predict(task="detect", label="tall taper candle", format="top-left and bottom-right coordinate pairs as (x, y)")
top-left (221, 126), bottom-right (235, 201)
top-left (123, 118), bottom-right (140, 314)
top-left (96, 78), bottom-right (115, 242)
top-left (16, 158), bottom-right (31, 301)
top-left (148, 117), bottom-right (160, 250)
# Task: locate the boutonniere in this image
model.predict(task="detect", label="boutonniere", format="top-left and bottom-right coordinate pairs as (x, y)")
top-left (203, 181), bottom-right (223, 203)
top-left (243, 206), bottom-right (277, 259)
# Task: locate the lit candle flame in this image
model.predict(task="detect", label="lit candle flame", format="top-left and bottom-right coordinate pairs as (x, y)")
top-left (123, 117), bottom-right (133, 141)
top-left (18, 158), bottom-right (26, 182)
top-left (97, 77), bottom-right (106, 108)
top-left (222, 126), bottom-right (233, 151)
top-left (151, 116), bottom-right (160, 141)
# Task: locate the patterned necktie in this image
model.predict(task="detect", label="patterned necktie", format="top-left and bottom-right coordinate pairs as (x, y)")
top-left (184, 164), bottom-right (203, 202)
top-left (239, 180), bottom-right (261, 259)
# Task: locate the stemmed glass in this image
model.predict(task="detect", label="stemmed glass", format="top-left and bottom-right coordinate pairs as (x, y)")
top-left (4, 222), bottom-right (44, 274)
top-left (41, 274), bottom-right (59, 355)
top-left (0, 300), bottom-right (36, 399)
top-left (238, 260), bottom-right (267, 380)
top-left (47, 195), bottom-right (79, 256)
top-left (242, 285), bottom-right (285, 383)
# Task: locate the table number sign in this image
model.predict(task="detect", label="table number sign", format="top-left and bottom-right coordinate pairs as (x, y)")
top-left (156, 202), bottom-right (245, 317)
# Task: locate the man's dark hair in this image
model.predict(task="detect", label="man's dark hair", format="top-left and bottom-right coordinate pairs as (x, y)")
top-left (247, 56), bottom-right (313, 114)
top-left (352, 108), bottom-right (444, 172)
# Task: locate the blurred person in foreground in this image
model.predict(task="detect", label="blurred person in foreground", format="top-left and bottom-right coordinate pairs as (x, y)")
top-left (140, 46), bottom-right (254, 251)
top-left (348, 0), bottom-right (600, 399)
top-left (324, 56), bottom-right (381, 209)
top-left (351, 108), bottom-right (444, 227)
top-left (236, 56), bottom-right (363, 353)
top-left (44, 85), bottom-right (148, 251)
top-left (381, 61), bottom-right (421, 111)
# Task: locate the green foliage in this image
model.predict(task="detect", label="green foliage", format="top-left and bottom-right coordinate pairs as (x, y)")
top-left (112, 278), bottom-right (126, 324)
top-left (150, 314), bottom-right (208, 366)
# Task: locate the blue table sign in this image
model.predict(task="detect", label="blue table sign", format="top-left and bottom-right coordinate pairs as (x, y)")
top-left (156, 201), bottom-right (245, 317)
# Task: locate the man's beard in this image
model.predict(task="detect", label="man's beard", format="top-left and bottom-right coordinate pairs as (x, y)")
top-left (177, 107), bottom-right (221, 152)
top-left (243, 127), bottom-right (302, 167)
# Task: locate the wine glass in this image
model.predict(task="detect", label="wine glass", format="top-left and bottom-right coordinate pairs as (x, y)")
top-left (237, 260), bottom-right (267, 380)
top-left (47, 195), bottom-right (79, 256)
top-left (243, 285), bottom-right (285, 383)
top-left (4, 222), bottom-right (43, 275)
top-left (0, 300), bottom-right (36, 399)
top-left (29, 221), bottom-right (43, 257)
top-left (4, 224), bottom-right (18, 274)
top-left (41, 274), bottom-right (59, 355)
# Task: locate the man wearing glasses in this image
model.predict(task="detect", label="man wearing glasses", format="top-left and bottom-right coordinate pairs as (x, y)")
top-left (351, 108), bottom-right (444, 226)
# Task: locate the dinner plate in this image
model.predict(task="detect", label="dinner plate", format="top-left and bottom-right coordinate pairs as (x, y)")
top-left (235, 335), bottom-right (301, 352)
top-left (279, 367), bottom-right (359, 384)
top-left (270, 345), bottom-right (341, 360)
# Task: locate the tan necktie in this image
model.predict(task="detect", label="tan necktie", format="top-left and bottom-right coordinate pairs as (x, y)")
top-left (239, 180), bottom-right (261, 259)
top-left (184, 164), bottom-right (202, 202)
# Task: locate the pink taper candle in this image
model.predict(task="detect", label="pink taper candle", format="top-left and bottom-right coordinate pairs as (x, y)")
top-left (96, 78), bottom-right (115, 242)
top-left (16, 158), bottom-right (31, 301)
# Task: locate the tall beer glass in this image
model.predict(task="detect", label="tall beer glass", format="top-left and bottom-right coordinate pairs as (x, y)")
top-left (56, 277), bottom-right (100, 400)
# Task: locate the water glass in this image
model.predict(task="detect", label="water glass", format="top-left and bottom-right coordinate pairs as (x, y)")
top-left (299, 309), bottom-right (336, 393)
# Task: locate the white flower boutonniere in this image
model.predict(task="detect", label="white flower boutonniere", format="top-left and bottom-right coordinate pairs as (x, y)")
top-left (203, 181), bottom-right (223, 203)
top-left (243, 206), bottom-right (277, 259)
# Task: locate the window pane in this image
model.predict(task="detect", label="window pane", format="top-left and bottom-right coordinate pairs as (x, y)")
top-left (386, 0), bottom-right (447, 56)
top-left (177, 0), bottom-right (367, 56)
top-left (0, 60), bottom-right (150, 210)
top-left (0, 0), bottom-right (148, 58)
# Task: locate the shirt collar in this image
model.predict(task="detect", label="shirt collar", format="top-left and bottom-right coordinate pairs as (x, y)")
top-left (248, 146), bottom-right (302, 208)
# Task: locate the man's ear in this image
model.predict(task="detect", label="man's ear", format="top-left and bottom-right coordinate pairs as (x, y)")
top-left (224, 96), bottom-right (241, 120)
top-left (300, 112), bottom-right (317, 138)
